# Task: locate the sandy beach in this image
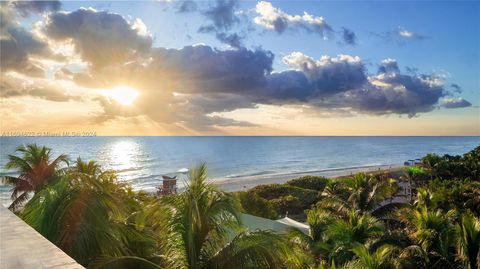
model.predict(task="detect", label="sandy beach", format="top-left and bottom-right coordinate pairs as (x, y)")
top-left (213, 164), bottom-right (404, 192)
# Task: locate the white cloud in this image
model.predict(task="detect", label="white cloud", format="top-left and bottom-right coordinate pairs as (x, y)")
top-left (254, 1), bottom-right (332, 38)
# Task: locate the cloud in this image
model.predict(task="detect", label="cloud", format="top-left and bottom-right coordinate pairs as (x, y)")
top-left (42, 8), bottom-right (153, 68)
top-left (213, 32), bottom-right (244, 48)
top-left (345, 59), bottom-right (448, 116)
top-left (0, 26), bottom-right (49, 76)
top-left (341, 27), bottom-right (357, 45)
top-left (397, 27), bottom-right (425, 40)
top-left (450, 83), bottom-right (462, 93)
top-left (177, 0), bottom-right (197, 13)
top-left (202, 0), bottom-right (239, 31)
top-left (0, 73), bottom-right (76, 102)
top-left (0, 2), bottom-right (54, 76)
top-left (198, 0), bottom-right (246, 48)
top-left (1, 5), bottom-right (472, 132)
top-left (254, 1), bottom-right (333, 38)
top-left (441, 98), bottom-right (472, 109)
top-left (12, 0), bottom-right (61, 17)
top-left (58, 43), bottom-right (470, 128)
top-left (281, 52), bottom-right (366, 96)
top-left (375, 27), bottom-right (426, 45)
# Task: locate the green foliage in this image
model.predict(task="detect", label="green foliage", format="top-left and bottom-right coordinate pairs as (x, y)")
top-left (287, 176), bottom-right (329, 192)
top-left (319, 173), bottom-right (405, 220)
top-left (344, 244), bottom-right (399, 269)
top-left (21, 158), bottom-right (155, 266)
top-left (421, 179), bottom-right (480, 216)
top-left (235, 191), bottom-right (278, 219)
top-left (158, 163), bottom-right (294, 269)
top-left (456, 214), bottom-right (480, 269)
top-left (4, 143), bottom-right (480, 269)
top-left (421, 146), bottom-right (480, 181)
top-left (249, 183), bottom-right (320, 216)
top-left (92, 256), bottom-right (164, 269)
top-left (2, 144), bottom-right (68, 211)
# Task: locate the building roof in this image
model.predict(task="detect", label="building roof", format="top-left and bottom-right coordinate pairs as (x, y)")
top-left (0, 206), bottom-right (84, 269)
top-left (240, 213), bottom-right (310, 235)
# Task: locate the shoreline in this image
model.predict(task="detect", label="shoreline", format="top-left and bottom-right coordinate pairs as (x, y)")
top-left (0, 164), bottom-right (406, 206)
top-left (212, 164), bottom-right (404, 192)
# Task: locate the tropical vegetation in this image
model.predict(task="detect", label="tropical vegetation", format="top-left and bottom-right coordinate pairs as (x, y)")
top-left (2, 144), bottom-right (479, 269)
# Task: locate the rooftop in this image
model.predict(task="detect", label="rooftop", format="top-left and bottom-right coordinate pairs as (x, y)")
top-left (0, 206), bottom-right (84, 269)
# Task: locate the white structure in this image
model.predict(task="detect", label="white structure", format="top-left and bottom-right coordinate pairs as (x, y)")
top-left (240, 213), bottom-right (310, 235)
top-left (0, 206), bottom-right (84, 269)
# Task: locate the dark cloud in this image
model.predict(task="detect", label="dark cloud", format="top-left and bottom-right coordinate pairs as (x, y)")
top-left (148, 45), bottom-right (273, 95)
top-left (377, 58), bottom-right (399, 74)
top-left (198, 0), bottom-right (246, 48)
top-left (202, 0), bottom-right (239, 31)
top-left (13, 0), bottom-right (61, 16)
top-left (0, 27), bottom-right (47, 76)
top-left (214, 32), bottom-right (244, 48)
top-left (442, 98), bottom-right (472, 109)
top-left (341, 27), bottom-right (357, 45)
top-left (264, 70), bottom-right (311, 102)
top-left (177, 0), bottom-right (197, 13)
top-left (0, 4), bottom-right (51, 76)
top-left (43, 8), bottom-right (152, 68)
top-left (450, 83), bottom-right (462, 93)
top-left (281, 52), bottom-right (366, 97)
top-left (83, 44), bottom-right (469, 126)
top-left (344, 59), bottom-right (447, 116)
top-left (254, 1), bottom-right (333, 38)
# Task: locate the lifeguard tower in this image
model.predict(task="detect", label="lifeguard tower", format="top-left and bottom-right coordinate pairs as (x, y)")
top-left (158, 175), bottom-right (178, 195)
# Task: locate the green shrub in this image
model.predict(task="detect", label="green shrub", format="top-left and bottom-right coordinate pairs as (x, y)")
top-left (236, 191), bottom-right (278, 219)
top-left (268, 195), bottom-right (303, 216)
top-left (248, 184), bottom-right (320, 218)
top-left (250, 184), bottom-right (319, 203)
top-left (287, 175), bottom-right (328, 191)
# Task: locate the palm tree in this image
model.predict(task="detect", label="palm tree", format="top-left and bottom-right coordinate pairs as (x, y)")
top-left (320, 173), bottom-right (405, 220)
top-left (149, 163), bottom-right (294, 268)
top-left (402, 206), bottom-right (456, 268)
top-left (21, 158), bottom-right (153, 267)
top-left (319, 211), bottom-right (385, 266)
top-left (2, 144), bottom-right (68, 211)
top-left (287, 208), bottom-right (337, 268)
top-left (133, 165), bottom-right (295, 269)
top-left (421, 153), bottom-right (441, 181)
top-left (456, 214), bottom-right (480, 269)
top-left (72, 157), bottom-right (102, 176)
top-left (343, 244), bottom-right (399, 269)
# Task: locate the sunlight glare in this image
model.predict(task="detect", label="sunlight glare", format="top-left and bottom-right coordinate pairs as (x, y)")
top-left (103, 86), bottom-right (139, 105)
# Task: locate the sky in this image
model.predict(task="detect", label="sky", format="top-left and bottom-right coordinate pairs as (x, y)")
top-left (0, 0), bottom-right (479, 136)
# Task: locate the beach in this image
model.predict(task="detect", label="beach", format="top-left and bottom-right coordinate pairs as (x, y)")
top-left (214, 164), bottom-right (404, 192)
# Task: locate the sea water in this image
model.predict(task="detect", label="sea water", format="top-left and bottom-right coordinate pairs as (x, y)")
top-left (1, 136), bottom-right (479, 205)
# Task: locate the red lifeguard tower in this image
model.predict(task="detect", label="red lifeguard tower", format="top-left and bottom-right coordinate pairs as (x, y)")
top-left (158, 175), bottom-right (178, 195)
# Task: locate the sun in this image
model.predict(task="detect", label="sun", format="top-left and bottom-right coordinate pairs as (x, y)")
top-left (103, 86), bottom-right (139, 105)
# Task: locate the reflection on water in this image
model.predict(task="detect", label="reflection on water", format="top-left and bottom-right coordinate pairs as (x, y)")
top-left (101, 139), bottom-right (143, 183)
top-left (106, 140), bottom-right (139, 170)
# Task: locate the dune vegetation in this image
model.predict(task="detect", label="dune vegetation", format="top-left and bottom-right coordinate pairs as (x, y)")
top-left (2, 144), bottom-right (480, 269)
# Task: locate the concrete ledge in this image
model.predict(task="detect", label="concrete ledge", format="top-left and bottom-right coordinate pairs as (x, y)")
top-left (0, 206), bottom-right (84, 269)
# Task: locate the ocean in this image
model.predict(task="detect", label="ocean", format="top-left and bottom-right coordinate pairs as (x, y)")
top-left (0, 136), bottom-right (479, 205)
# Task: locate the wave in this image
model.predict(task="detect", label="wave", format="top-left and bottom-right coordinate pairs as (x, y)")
top-left (211, 163), bottom-right (401, 183)
top-left (224, 170), bottom-right (277, 179)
